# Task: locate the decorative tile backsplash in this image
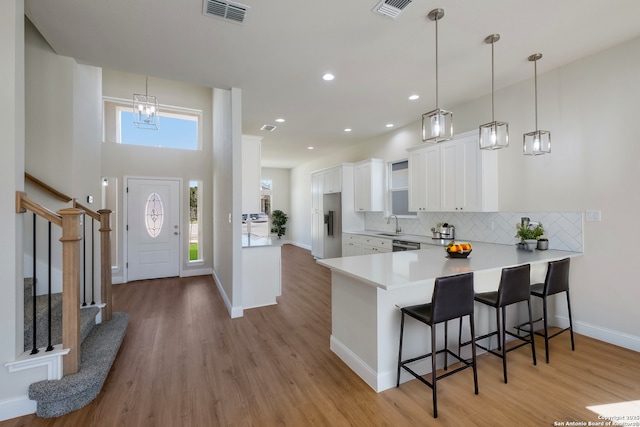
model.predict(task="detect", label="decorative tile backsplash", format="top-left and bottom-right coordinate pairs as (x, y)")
top-left (364, 211), bottom-right (583, 252)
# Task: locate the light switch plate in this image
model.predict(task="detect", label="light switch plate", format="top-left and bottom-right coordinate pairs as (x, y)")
top-left (586, 210), bottom-right (601, 222)
top-left (87, 195), bottom-right (93, 204)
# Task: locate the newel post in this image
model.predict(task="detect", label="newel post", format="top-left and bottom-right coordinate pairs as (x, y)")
top-left (98, 209), bottom-right (113, 322)
top-left (59, 208), bottom-right (83, 376)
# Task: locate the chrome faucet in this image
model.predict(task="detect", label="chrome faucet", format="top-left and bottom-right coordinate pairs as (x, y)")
top-left (387, 215), bottom-right (402, 234)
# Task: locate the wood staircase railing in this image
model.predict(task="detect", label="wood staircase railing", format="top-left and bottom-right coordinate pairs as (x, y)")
top-left (18, 174), bottom-right (113, 375)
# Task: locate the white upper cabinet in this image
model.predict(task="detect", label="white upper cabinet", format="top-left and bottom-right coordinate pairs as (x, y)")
top-left (408, 145), bottom-right (440, 212)
top-left (242, 135), bottom-right (262, 214)
top-left (323, 166), bottom-right (342, 194)
top-left (407, 130), bottom-right (498, 213)
top-left (354, 159), bottom-right (385, 212)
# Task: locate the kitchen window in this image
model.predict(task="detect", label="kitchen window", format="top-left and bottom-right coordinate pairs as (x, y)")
top-left (389, 160), bottom-right (416, 216)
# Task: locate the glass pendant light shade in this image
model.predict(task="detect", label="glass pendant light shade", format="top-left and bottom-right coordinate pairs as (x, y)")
top-left (523, 53), bottom-right (551, 155)
top-left (423, 108), bottom-right (453, 142)
top-left (523, 130), bottom-right (551, 155)
top-left (422, 8), bottom-right (453, 143)
top-left (479, 34), bottom-right (509, 150)
top-left (479, 120), bottom-right (509, 150)
top-left (133, 77), bottom-right (159, 130)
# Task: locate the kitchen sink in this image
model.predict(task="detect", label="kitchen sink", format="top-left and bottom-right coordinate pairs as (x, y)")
top-left (377, 232), bottom-right (403, 237)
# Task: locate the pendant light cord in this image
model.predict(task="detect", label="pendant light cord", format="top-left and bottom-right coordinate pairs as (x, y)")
top-left (534, 59), bottom-right (538, 130)
top-left (491, 39), bottom-right (495, 122)
top-left (434, 16), bottom-right (439, 109)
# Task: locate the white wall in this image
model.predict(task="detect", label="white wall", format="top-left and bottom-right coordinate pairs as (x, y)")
top-left (290, 36), bottom-right (640, 350)
top-left (101, 69), bottom-right (214, 277)
top-left (212, 88), bottom-right (243, 317)
top-left (1, 1), bottom-right (46, 416)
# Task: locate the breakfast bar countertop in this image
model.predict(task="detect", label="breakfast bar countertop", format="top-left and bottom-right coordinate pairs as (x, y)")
top-left (317, 242), bottom-right (581, 291)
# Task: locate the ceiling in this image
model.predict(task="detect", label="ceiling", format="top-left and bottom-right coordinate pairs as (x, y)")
top-left (25, 0), bottom-right (640, 168)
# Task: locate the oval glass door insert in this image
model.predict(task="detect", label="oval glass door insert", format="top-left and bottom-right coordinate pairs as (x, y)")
top-left (145, 192), bottom-right (164, 238)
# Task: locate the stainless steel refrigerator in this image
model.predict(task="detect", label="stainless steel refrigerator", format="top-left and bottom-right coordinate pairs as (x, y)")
top-left (322, 192), bottom-right (342, 258)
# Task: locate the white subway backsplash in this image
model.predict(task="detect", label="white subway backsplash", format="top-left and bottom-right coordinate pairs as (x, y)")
top-left (364, 211), bottom-right (583, 252)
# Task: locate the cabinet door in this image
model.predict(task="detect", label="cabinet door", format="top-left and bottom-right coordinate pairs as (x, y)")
top-left (441, 135), bottom-right (481, 212)
top-left (409, 146), bottom-right (440, 211)
top-left (354, 162), bottom-right (371, 211)
top-left (424, 145), bottom-right (441, 211)
top-left (408, 149), bottom-right (426, 211)
top-left (323, 167), bottom-right (342, 194)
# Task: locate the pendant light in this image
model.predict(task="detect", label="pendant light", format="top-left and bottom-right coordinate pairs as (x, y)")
top-left (479, 34), bottom-right (509, 150)
top-left (422, 8), bottom-right (453, 143)
top-left (133, 76), bottom-right (159, 130)
top-left (523, 53), bottom-right (551, 155)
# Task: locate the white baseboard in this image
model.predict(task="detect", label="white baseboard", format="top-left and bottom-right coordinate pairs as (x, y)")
top-left (112, 274), bottom-right (124, 285)
top-left (553, 315), bottom-right (640, 352)
top-left (330, 335), bottom-right (380, 391)
top-left (212, 271), bottom-right (243, 318)
top-left (181, 267), bottom-right (213, 277)
top-left (0, 395), bottom-right (36, 421)
top-left (288, 241), bottom-right (311, 251)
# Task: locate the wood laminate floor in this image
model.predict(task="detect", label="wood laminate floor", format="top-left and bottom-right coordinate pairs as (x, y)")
top-left (3, 244), bottom-right (639, 426)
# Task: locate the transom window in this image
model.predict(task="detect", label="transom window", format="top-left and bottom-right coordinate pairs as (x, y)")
top-left (103, 98), bottom-right (202, 151)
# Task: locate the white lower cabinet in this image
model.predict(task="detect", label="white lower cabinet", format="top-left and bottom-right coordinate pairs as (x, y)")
top-left (343, 233), bottom-right (392, 257)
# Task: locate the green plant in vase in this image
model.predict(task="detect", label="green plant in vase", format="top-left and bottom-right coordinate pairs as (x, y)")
top-left (515, 222), bottom-right (544, 250)
top-left (270, 210), bottom-right (288, 239)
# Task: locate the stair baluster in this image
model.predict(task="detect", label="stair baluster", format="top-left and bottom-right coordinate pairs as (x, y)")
top-left (46, 221), bottom-right (54, 352)
top-left (82, 215), bottom-right (87, 307)
top-left (91, 217), bottom-right (96, 305)
top-left (31, 213), bottom-right (38, 355)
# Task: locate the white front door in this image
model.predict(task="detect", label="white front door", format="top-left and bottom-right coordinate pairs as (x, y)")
top-left (127, 178), bottom-right (181, 281)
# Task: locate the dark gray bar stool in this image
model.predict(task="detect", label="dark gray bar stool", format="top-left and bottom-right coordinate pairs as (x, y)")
top-left (460, 264), bottom-right (537, 384)
top-left (530, 257), bottom-right (575, 363)
top-left (396, 272), bottom-right (478, 419)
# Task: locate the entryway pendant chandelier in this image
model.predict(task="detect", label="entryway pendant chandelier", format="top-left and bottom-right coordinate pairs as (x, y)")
top-left (422, 8), bottom-right (453, 143)
top-left (133, 76), bottom-right (159, 130)
top-left (523, 53), bottom-right (551, 155)
top-left (479, 34), bottom-right (509, 150)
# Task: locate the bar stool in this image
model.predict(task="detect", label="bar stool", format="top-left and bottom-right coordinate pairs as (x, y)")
top-left (396, 272), bottom-right (478, 419)
top-left (460, 264), bottom-right (536, 384)
top-left (530, 257), bottom-right (574, 363)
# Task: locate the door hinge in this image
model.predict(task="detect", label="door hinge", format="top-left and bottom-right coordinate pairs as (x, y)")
top-left (126, 262), bottom-right (128, 268)
top-left (126, 224), bottom-right (128, 231)
top-left (126, 187), bottom-right (129, 193)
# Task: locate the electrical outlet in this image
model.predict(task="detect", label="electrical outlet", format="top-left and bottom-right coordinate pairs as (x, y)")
top-left (586, 210), bottom-right (601, 222)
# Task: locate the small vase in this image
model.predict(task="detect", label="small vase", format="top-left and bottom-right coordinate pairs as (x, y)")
top-left (537, 239), bottom-right (549, 250)
top-left (524, 239), bottom-right (537, 251)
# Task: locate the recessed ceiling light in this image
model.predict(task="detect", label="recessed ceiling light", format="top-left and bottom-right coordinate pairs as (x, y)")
top-left (322, 73), bottom-right (335, 81)
top-left (275, 118), bottom-right (285, 123)
top-left (386, 123), bottom-right (394, 128)
top-left (344, 128), bottom-right (352, 132)
top-left (307, 146), bottom-right (314, 150)
top-left (409, 94), bottom-right (420, 100)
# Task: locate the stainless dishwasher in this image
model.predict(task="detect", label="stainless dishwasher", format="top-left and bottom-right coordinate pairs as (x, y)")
top-left (392, 240), bottom-right (421, 252)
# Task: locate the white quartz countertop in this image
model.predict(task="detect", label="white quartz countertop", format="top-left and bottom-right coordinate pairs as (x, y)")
top-left (316, 242), bottom-right (581, 291)
top-left (242, 233), bottom-right (282, 248)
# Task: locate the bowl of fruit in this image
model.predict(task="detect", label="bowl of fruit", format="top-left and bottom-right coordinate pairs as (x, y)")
top-left (446, 242), bottom-right (472, 258)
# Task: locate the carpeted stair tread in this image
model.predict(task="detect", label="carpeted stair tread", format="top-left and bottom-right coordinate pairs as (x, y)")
top-left (24, 294), bottom-right (100, 352)
top-left (28, 312), bottom-right (130, 418)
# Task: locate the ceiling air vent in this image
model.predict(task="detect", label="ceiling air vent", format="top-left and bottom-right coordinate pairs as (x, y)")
top-left (372, 0), bottom-right (413, 19)
top-left (203, 0), bottom-right (250, 25)
top-left (260, 124), bottom-right (277, 132)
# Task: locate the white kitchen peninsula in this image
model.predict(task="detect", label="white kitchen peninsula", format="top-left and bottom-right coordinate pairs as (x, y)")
top-left (316, 242), bottom-right (581, 393)
top-left (242, 234), bottom-right (281, 309)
